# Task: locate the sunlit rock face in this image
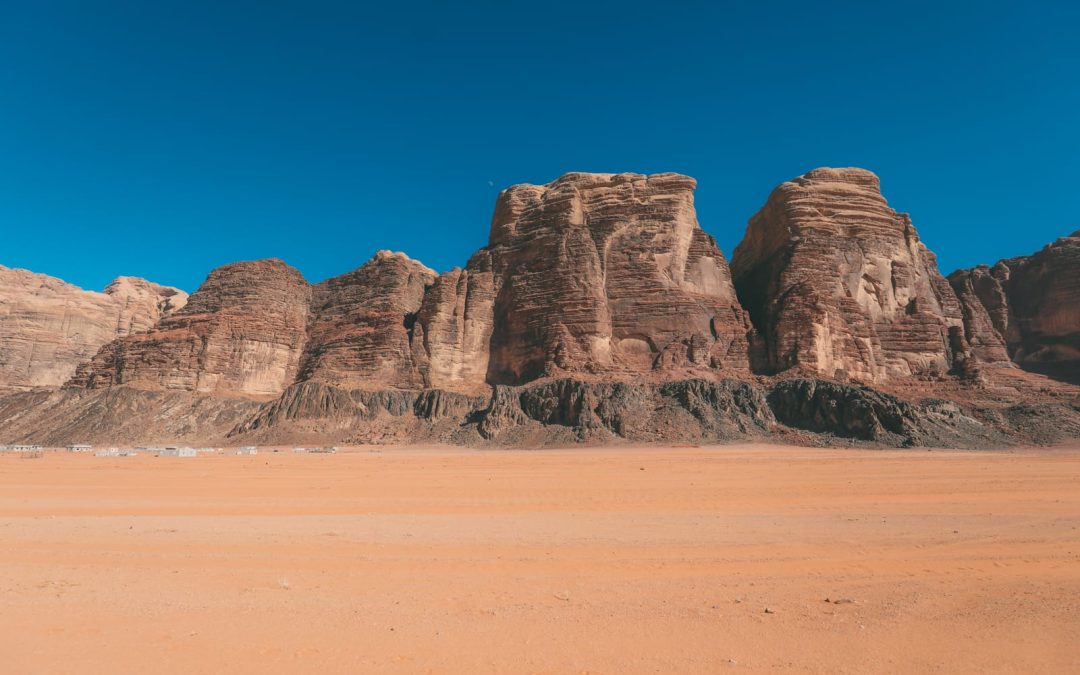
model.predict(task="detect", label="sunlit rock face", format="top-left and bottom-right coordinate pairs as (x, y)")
top-left (731, 168), bottom-right (968, 383)
top-left (70, 259), bottom-right (311, 397)
top-left (0, 266), bottom-right (187, 390)
top-left (412, 172), bottom-right (755, 391)
top-left (297, 250), bottom-right (436, 390)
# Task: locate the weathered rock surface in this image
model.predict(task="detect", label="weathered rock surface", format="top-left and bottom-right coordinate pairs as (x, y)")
top-left (4, 169), bottom-right (1080, 449)
top-left (412, 172), bottom-right (756, 391)
top-left (9, 372), bottom-right (1073, 449)
top-left (731, 168), bottom-right (971, 383)
top-left (0, 386), bottom-right (261, 447)
top-left (950, 231), bottom-right (1080, 382)
top-left (231, 376), bottom-right (774, 446)
top-left (0, 266), bottom-right (187, 390)
top-left (70, 259), bottom-right (311, 396)
top-left (411, 260), bottom-right (496, 392)
top-left (298, 251), bottom-right (436, 390)
top-left (946, 269), bottom-right (1013, 365)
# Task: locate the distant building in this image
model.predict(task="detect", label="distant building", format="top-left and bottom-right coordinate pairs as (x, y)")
top-left (10, 444), bottom-right (42, 451)
top-left (67, 444), bottom-right (93, 452)
top-left (236, 446), bottom-right (258, 455)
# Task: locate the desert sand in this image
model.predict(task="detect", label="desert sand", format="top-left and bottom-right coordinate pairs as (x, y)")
top-left (1, 445), bottom-right (1078, 674)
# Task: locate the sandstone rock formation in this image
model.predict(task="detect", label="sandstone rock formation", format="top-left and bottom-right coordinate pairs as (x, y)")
top-left (946, 267), bottom-right (1012, 364)
top-left (4, 168), bottom-right (1080, 449)
top-left (949, 231), bottom-right (1080, 380)
top-left (731, 168), bottom-right (973, 383)
top-left (412, 172), bottom-right (756, 391)
top-left (0, 266), bottom-right (187, 389)
top-left (70, 259), bottom-right (311, 396)
top-left (300, 251), bottom-right (435, 390)
top-left (411, 259), bottom-right (496, 392)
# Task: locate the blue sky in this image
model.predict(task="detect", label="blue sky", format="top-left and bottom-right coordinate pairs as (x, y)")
top-left (2, 1), bottom-right (1077, 292)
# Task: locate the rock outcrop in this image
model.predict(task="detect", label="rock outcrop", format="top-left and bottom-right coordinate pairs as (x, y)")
top-left (299, 251), bottom-right (436, 390)
top-left (412, 172), bottom-right (756, 391)
top-left (4, 168), bottom-right (1079, 449)
top-left (946, 269), bottom-right (1013, 365)
top-left (949, 231), bottom-right (1080, 381)
top-left (731, 168), bottom-right (970, 383)
top-left (70, 259), bottom-right (311, 397)
top-left (0, 266), bottom-right (187, 389)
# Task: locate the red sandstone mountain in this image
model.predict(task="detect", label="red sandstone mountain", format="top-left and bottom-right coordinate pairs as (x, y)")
top-left (70, 259), bottom-right (311, 396)
top-left (730, 168), bottom-right (1009, 383)
top-left (300, 251), bottom-right (436, 390)
top-left (413, 172), bottom-right (756, 391)
top-left (949, 230), bottom-right (1080, 381)
top-left (1, 169), bottom-right (1078, 448)
top-left (0, 266), bottom-right (187, 390)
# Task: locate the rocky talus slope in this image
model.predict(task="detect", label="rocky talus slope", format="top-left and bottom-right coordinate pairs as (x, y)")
top-left (1, 169), bottom-right (1078, 448)
top-left (0, 266), bottom-right (187, 390)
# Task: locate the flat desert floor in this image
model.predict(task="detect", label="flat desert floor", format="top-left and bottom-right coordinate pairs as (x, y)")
top-left (2, 446), bottom-right (1079, 674)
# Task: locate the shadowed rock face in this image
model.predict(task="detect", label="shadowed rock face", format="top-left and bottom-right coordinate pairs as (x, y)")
top-left (0, 266), bottom-right (187, 389)
top-left (70, 259), bottom-right (311, 396)
top-left (731, 168), bottom-right (967, 383)
top-left (946, 269), bottom-right (1013, 365)
top-left (950, 231), bottom-right (1080, 381)
top-left (413, 172), bottom-right (755, 390)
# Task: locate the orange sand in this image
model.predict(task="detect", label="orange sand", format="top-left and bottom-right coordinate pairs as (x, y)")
top-left (1, 445), bottom-right (1079, 673)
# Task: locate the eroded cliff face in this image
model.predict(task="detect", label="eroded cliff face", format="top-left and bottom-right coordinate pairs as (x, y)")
top-left (0, 266), bottom-right (187, 389)
top-left (297, 251), bottom-right (436, 390)
top-left (731, 168), bottom-right (971, 383)
top-left (411, 172), bottom-right (755, 391)
top-left (6, 168), bottom-right (1079, 448)
top-left (950, 231), bottom-right (1080, 376)
top-left (946, 268), bottom-right (1012, 364)
top-left (70, 259), bottom-right (311, 397)
top-left (411, 258), bottom-right (496, 392)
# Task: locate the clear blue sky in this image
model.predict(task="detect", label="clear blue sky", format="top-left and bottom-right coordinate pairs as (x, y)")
top-left (2, 1), bottom-right (1077, 292)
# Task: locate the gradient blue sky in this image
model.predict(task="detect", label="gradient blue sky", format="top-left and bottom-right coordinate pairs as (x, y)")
top-left (2, 1), bottom-right (1077, 292)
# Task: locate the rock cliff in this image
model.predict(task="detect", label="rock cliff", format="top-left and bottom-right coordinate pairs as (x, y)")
top-left (731, 168), bottom-right (971, 383)
top-left (70, 259), bottom-right (311, 396)
top-left (949, 230), bottom-right (1080, 381)
top-left (298, 251), bottom-right (436, 389)
top-left (3, 168), bottom-right (1079, 448)
top-left (0, 266), bottom-right (187, 389)
top-left (412, 172), bottom-right (755, 391)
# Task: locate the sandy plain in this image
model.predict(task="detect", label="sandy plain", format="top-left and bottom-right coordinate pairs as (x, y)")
top-left (1, 444), bottom-right (1078, 674)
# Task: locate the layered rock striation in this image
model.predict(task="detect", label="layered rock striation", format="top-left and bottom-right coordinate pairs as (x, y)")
top-left (4, 168), bottom-right (1078, 448)
top-left (730, 168), bottom-right (990, 383)
top-left (949, 231), bottom-right (1080, 376)
top-left (0, 266), bottom-right (187, 389)
top-left (412, 172), bottom-right (756, 391)
top-left (299, 251), bottom-right (436, 390)
top-left (70, 259), bottom-right (311, 396)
